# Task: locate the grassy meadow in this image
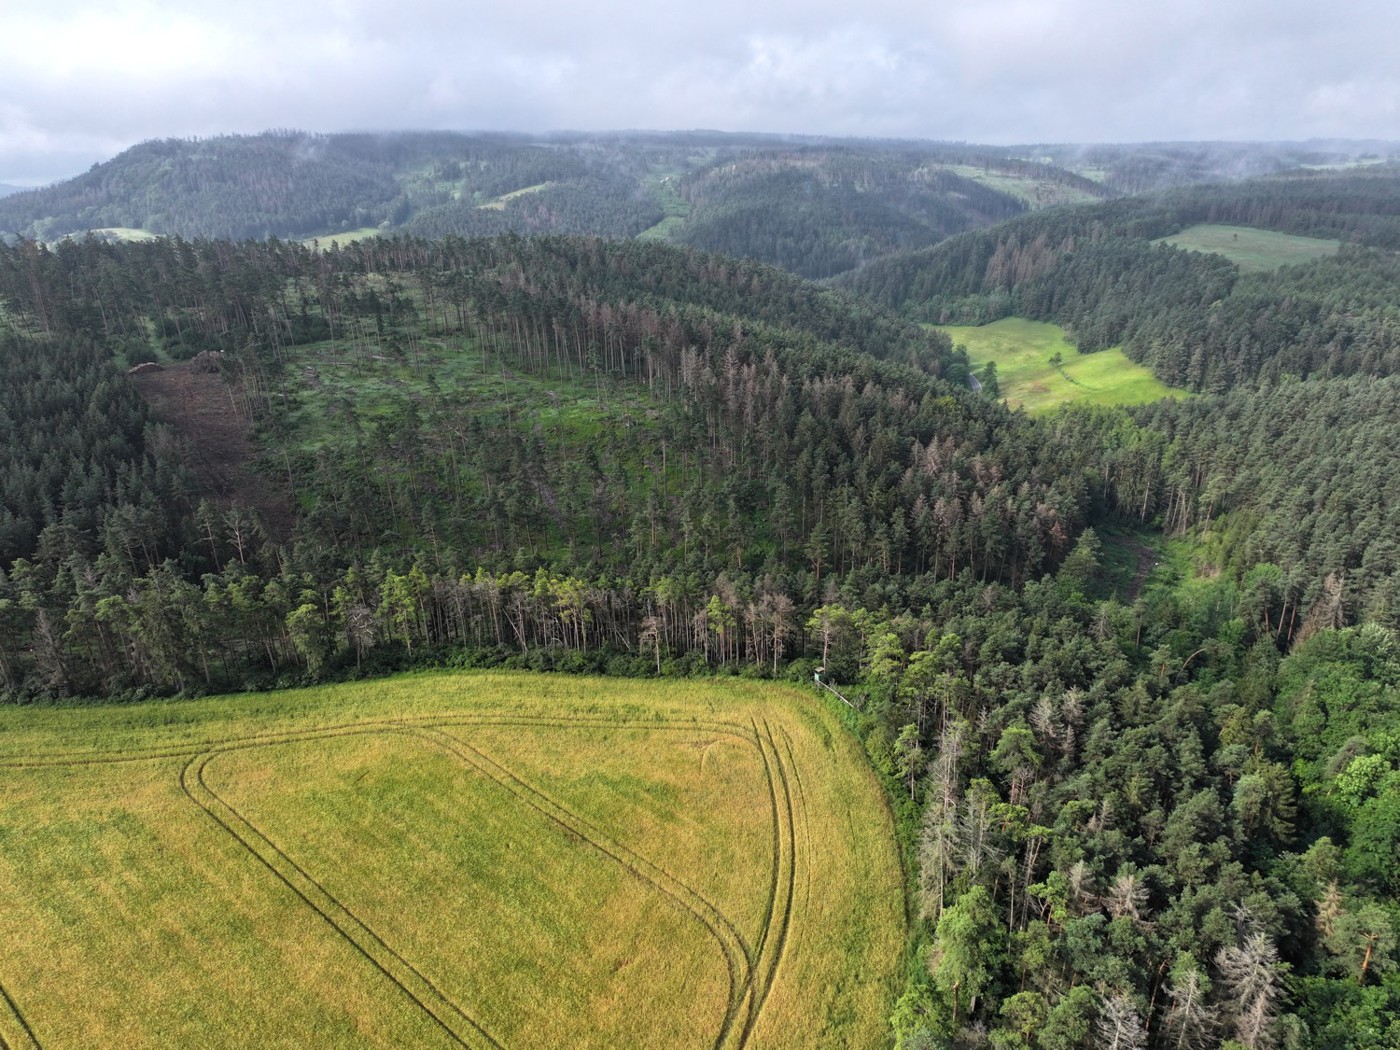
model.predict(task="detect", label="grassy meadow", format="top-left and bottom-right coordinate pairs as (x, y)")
top-left (476, 182), bottom-right (553, 210)
top-left (937, 317), bottom-right (1186, 413)
top-left (303, 227), bottom-right (384, 248)
top-left (1154, 223), bottom-right (1340, 272)
top-left (637, 175), bottom-right (692, 241)
top-left (0, 673), bottom-right (903, 1049)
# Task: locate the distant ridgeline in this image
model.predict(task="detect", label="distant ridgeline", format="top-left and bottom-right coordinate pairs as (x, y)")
top-left (0, 130), bottom-right (1115, 279)
top-left (838, 168), bottom-right (1400, 390)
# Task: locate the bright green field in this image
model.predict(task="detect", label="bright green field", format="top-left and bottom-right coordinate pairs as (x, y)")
top-left (0, 672), bottom-right (902, 1049)
top-left (476, 182), bottom-right (553, 210)
top-left (1154, 223), bottom-right (1340, 273)
top-left (304, 227), bottom-right (383, 248)
top-left (937, 317), bottom-right (1187, 413)
top-left (638, 174), bottom-right (693, 241)
top-left (86, 226), bottom-right (158, 242)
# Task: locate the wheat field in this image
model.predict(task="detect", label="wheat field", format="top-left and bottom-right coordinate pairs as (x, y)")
top-left (0, 672), bottom-right (903, 1049)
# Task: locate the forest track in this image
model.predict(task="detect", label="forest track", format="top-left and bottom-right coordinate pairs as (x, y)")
top-left (1122, 539), bottom-right (1157, 601)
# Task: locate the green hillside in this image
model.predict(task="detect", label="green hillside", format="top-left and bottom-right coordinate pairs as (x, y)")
top-left (840, 168), bottom-right (1400, 390)
top-left (4, 196), bottom-right (1400, 1047)
top-left (0, 131), bottom-right (1084, 278)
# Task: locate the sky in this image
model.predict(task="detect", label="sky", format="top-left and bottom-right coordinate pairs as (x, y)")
top-left (4, 0), bottom-right (1399, 184)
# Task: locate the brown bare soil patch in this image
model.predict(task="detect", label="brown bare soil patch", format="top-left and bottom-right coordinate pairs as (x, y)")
top-left (130, 362), bottom-right (292, 540)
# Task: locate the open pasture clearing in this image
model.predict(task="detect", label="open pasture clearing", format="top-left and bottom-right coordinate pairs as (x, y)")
top-left (637, 174), bottom-right (692, 241)
top-left (937, 317), bottom-right (1186, 413)
top-left (304, 227), bottom-right (383, 248)
top-left (476, 182), bottom-right (553, 210)
top-left (1154, 223), bottom-right (1340, 272)
top-left (0, 673), bottom-right (902, 1049)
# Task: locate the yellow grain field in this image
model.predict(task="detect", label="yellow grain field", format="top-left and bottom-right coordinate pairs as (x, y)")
top-left (0, 672), bottom-right (903, 1049)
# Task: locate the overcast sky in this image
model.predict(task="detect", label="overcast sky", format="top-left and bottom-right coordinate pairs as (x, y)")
top-left (4, 0), bottom-right (1398, 184)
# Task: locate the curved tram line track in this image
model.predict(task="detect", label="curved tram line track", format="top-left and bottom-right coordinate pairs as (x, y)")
top-left (3, 711), bottom-right (808, 1049)
top-left (406, 726), bottom-right (754, 1048)
top-left (734, 720), bottom-right (798, 1048)
top-left (0, 981), bottom-right (41, 1050)
top-left (182, 748), bottom-right (502, 1049)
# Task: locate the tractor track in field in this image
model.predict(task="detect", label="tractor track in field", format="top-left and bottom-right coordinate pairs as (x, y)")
top-left (734, 720), bottom-right (797, 1048)
top-left (412, 726), bottom-right (758, 1050)
top-left (779, 727), bottom-right (813, 979)
top-left (0, 981), bottom-right (40, 1049)
top-left (182, 748), bottom-right (500, 1049)
top-left (8, 711), bottom-right (801, 1049)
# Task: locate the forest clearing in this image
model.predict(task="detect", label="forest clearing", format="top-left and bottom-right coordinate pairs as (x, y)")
top-left (937, 317), bottom-right (1185, 413)
top-left (1155, 223), bottom-right (1341, 272)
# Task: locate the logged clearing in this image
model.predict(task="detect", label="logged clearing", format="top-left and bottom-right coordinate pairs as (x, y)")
top-left (129, 361), bottom-right (293, 540)
top-left (0, 673), bottom-right (902, 1049)
top-left (937, 317), bottom-right (1186, 413)
top-left (84, 227), bottom-right (157, 242)
top-left (942, 165), bottom-right (1104, 208)
top-left (1154, 223), bottom-right (1340, 272)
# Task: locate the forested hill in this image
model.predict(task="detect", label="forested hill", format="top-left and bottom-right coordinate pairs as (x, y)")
top-left (838, 168), bottom-right (1400, 390)
top-left (3, 129), bottom-right (1335, 286)
top-left (660, 149), bottom-right (1099, 279)
top-left (0, 131), bottom-right (1101, 277)
top-left (0, 232), bottom-right (1085, 695)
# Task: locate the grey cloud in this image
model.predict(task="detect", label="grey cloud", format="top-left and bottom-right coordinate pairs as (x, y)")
top-left (4, 0), bottom-right (1398, 182)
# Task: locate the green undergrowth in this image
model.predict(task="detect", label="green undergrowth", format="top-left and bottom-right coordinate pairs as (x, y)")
top-left (275, 335), bottom-right (662, 456)
top-left (943, 165), bottom-right (1102, 208)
